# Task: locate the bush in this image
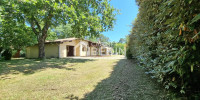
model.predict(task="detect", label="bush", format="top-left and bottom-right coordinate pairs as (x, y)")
top-left (2, 49), bottom-right (12, 60)
top-left (126, 48), bottom-right (132, 59)
top-left (128, 0), bottom-right (200, 97)
top-left (0, 47), bottom-right (2, 60)
top-left (20, 50), bottom-right (26, 57)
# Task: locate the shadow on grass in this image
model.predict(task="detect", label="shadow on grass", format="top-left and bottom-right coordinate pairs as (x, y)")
top-left (82, 59), bottom-right (169, 100)
top-left (65, 94), bottom-right (79, 100)
top-left (0, 58), bottom-right (93, 76)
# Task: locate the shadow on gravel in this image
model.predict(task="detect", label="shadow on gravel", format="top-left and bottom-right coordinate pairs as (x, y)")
top-left (82, 59), bottom-right (170, 100)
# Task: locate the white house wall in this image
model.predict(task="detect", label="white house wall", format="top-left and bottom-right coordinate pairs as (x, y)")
top-left (79, 41), bottom-right (89, 56)
top-left (59, 40), bottom-right (78, 58)
top-left (90, 47), bottom-right (97, 56)
top-left (87, 47), bottom-right (90, 56)
top-left (58, 39), bottom-right (112, 58)
top-left (59, 40), bottom-right (90, 58)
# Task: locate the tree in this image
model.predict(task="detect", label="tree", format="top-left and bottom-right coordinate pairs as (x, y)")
top-left (118, 38), bottom-right (126, 43)
top-left (87, 34), bottom-right (110, 47)
top-left (114, 43), bottom-right (125, 55)
top-left (98, 34), bottom-right (110, 43)
top-left (53, 24), bottom-right (73, 39)
top-left (110, 41), bottom-right (125, 55)
top-left (45, 29), bottom-right (58, 41)
top-left (1, 0), bottom-right (117, 59)
top-left (0, 2), bottom-right (37, 60)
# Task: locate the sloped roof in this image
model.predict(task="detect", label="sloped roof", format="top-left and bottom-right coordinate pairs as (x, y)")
top-left (45, 38), bottom-right (101, 45)
top-left (45, 38), bottom-right (78, 43)
top-left (45, 38), bottom-right (105, 47)
top-left (28, 38), bottom-right (113, 49)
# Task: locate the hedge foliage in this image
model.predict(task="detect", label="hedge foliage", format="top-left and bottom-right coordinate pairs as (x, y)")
top-left (127, 0), bottom-right (200, 97)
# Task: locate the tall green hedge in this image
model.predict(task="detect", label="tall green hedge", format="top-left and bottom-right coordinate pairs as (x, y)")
top-left (128, 0), bottom-right (200, 97)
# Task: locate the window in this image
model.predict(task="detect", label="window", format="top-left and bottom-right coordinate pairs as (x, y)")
top-left (102, 52), bottom-right (106, 54)
top-left (101, 48), bottom-right (106, 51)
top-left (67, 46), bottom-right (69, 52)
top-left (82, 46), bottom-right (86, 51)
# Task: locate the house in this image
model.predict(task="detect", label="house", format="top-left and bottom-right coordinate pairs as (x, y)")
top-left (26, 38), bottom-right (112, 58)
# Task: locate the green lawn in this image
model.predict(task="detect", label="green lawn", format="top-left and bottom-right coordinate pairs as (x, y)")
top-left (0, 58), bottom-right (170, 100)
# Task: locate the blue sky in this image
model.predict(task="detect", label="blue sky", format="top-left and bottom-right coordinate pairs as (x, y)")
top-left (102, 0), bottom-right (138, 42)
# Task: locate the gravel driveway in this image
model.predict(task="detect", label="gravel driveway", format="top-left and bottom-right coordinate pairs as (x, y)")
top-left (66, 55), bottom-right (126, 59)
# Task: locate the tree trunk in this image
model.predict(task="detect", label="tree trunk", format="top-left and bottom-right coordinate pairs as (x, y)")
top-left (13, 49), bottom-right (20, 58)
top-left (38, 36), bottom-right (46, 59)
top-left (30, 13), bottom-right (52, 59)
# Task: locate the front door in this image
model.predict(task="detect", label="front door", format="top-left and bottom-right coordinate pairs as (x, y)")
top-left (67, 46), bottom-right (74, 56)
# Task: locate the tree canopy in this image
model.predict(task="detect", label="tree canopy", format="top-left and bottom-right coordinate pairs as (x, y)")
top-left (87, 33), bottom-right (110, 44)
top-left (118, 38), bottom-right (126, 43)
top-left (0, 2), bottom-right (37, 60)
top-left (53, 24), bottom-right (73, 39)
top-left (1, 0), bottom-right (117, 59)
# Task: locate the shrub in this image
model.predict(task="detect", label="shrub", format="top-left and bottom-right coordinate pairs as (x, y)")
top-left (128, 0), bottom-right (200, 97)
top-left (2, 49), bottom-right (12, 60)
top-left (126, 48), bottom-right (132, 59)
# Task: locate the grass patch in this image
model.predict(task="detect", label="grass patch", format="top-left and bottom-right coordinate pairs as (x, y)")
top-left (83, 60), bottom-right (170, 100)
top-left (0, 58), bottom-right (170, 99)
top-left (0, 58), bottom-right (117, 99)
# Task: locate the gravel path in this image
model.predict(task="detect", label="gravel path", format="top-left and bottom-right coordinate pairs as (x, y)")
top-left (66, 55), bottom-right (126, 59)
